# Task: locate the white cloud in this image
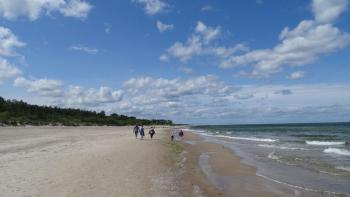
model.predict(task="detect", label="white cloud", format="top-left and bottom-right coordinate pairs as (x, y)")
top-left (212, 84), bottom-right (350, 124)
top-left (65, 86), bottom-right (123, 106)
top-left (289, 71), bottom-right (305, 79)
top-left (116, 75), bottom-right (236, 120)
top-left (0, 0), bottom-right (92, 21)
top-left (166, 35), bottom-right (203, 62)
top-left (0, 58), bottom-right (22, 84)
top-left (156, 20), bottom-right (174, 33)
top-left (104, 23), bottom-right (112, 34)
top-left (234, 93), bottom-right (254, 100)
top-left (195, 21), bottom-right (221, 43)
top-left (132, 0), bottom-right (169, 15)
top-left (13, 76), bottom-right (123, 107)
top-left (220, 0), bottom-right (350, 78)
top-left (116, 76), bottom-right (350, 124)
top-left (234, 84), bottom-right (350, 107)
top-left (14, 77), bottom-right (64, 97)
top-left (70, 45), bottom-right (98, 54)
top-left (10, 73), bottom-right (350, 124)
top-left (162, 21), bottom-right (247, 63)
top-left (178, 66), bottom-right (193, 74)
top-left (312, 0), bottom-right (348, 23)
top-left (123, 75), bottom-right (234, 99)
top-left (222, 21), bottom-right (350, 77)
top-left (59, 0), bottom-right (92, 19)
top-left (0, 26), bottom-right (26, 56)
top-left (274, 89), bottom-right (292, 95)
top-left (0, 27), bottom-right (24, 84)
top-left (160, 0), bottom-right (349, 79)
top-left (159, 54), bottom-right (169, 61)
top-left (212, 44), bottom-right (249, 58)
top-left (201, 5), bottom-right (214, 11)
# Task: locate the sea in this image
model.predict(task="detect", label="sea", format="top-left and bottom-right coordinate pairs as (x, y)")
top-left (189, 122), bottom-right (350, 195)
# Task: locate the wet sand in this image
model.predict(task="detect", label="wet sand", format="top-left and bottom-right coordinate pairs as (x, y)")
top-left (179, 131), bottom-right (345, 197)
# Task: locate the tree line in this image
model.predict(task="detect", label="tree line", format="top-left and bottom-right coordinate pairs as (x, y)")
top-left (0, 96), bottom-right (172, 126)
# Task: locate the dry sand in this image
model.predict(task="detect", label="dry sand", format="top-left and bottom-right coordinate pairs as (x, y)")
top-left (0, 126), bottom-right (187, 197)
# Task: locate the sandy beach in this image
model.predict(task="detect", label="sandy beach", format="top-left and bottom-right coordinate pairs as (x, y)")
top-left (0, 126), bottom-right (187, 197)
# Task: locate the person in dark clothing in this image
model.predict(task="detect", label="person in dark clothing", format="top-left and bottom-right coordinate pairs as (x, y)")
top-left (133, 125), bottom-right (139, 139)
top-left (149, 128), bottom-right (156, 139)
top-left (139, 125), bottom-right (145, 140)
top-left (179, 130), bottom-right (184, 137)
top-left (170, 130), bottom-right (175, 141)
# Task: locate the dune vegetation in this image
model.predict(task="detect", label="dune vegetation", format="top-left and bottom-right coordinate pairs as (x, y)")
top-left (0, 96), bottom-right (172, 126)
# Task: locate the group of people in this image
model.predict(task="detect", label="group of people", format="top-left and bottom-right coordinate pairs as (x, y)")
top-left (132, 126), bottom-right (185, 141)
top-left (170, 129), bottom-right (184, 141)
top-left (133, 125), bottom-right (155, 140)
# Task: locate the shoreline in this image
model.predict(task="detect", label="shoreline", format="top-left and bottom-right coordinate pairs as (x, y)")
top-left (1, 125), bottom-right (347, 196)
top-left (179, 130), bottom-right (347, 197)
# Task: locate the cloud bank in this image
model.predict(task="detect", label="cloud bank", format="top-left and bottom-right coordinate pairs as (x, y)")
top-left (14, 77), bottom-right (123, 107)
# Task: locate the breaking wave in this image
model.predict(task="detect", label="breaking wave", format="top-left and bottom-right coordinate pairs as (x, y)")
top-left (336, 166), bottom-right (350, 172)
top-left (258, 144), bottom-right (307, 150)
top-left (323, 148), bottom-right (350, 156)
top-left (267, 151), bottom-right (280, 160)
top-left (215, 135), bottom-right (277, 142)
top-left (306, 141), bottom-right (346, 146)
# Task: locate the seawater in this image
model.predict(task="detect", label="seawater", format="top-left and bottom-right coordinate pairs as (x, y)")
top-left (190, 122), bottom-right (350, 195)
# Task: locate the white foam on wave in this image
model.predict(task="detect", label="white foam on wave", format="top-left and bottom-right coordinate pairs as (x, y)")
top-left (267, 151), bottom-right (280, 160)
top-left (189, 129), bottom-right (277, 142)
top-left (184, 129), bottom-right (205, 133)
top-left (197, 133), bottom-right (215, 137)
top-left (336, 166), bottom-right (350, 172)
top-left (258, 144), bottom-right (307, 150)
top-left (319, 170), bottom-right (343, 176)
top-left (266, 151), bottom-right (298, 166)
top-left (323, 148), bottom-right (350, 156)
top-left (306, 141), bottom-right (346, 146)
top-left (215, 135), bottom-right (277, 142)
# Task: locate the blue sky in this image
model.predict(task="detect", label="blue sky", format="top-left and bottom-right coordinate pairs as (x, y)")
top-left (1, 0), bottom-right (350, 124)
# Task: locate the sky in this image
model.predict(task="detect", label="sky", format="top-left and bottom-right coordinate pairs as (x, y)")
top-left (0, 0), bottom-right (350, 125)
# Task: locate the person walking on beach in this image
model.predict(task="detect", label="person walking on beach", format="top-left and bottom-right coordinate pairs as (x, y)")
top-left (170, 130), bottom-right (175, 141)
top-left (179, 130), bottom-right (184, 137)
top-left (139, 125), bottom-right (145, 140)
top-left (133, 125), bottom-right (139, 139)
top-left (149, 127), bottom-right (156, 139)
